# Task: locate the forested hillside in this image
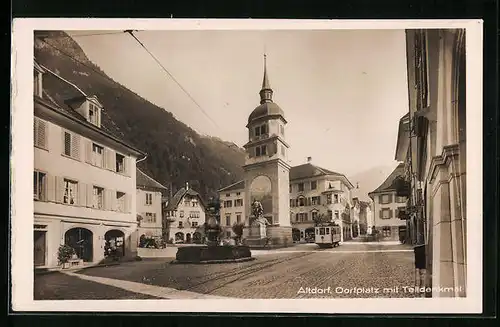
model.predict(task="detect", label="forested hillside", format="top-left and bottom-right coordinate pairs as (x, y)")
top-left (34, 31), bottom-right (245, 200)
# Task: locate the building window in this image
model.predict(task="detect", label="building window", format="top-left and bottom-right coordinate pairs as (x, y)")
top-left (236, 192), bottom-right (241, 196)
top-left (298, 183), bottom-right (304, 192)
top-left (334, 194), bottom-right (339, 203)
top-left (326, 194), bottom-right (332, 204)
top-left (236, 214), bottom-right (241, 223)
top-left (192, 199), bottom-right (198, 207)
top-left (290, 199), bottom-right (294, 207)
top-left (189, 211), bottom-right (200, 218)
top-left (255, 145), bottom-right (268, 157)
top-left (34, 117), bottom-right (48, 149)
top-left (116, 153), bottom-right (125, 173)
top-left (254, 124), bottom-right (268, 137)
top-left (224, 200), bottom-right (233, 208)
top-left (88, 103), bottom-right (100, 127)
top-left (396, 207), bottom-right (406, 218)
top-left (226, 215), bottom-right (231, 226)
top-left (179, 210), bottom-right (184, 218)
top-left (191, 221), bottom-right (198, 228)
top-left (334, 210), bottom-right (339, 219)
top-left (178, 221), bottom-right (183, 228)
top-left (116, 191), bottom-right (126, 212)
top-left (145, 213), bottom-right (157, 223)
top-left (63, 179), bottom-right (78, 205)
top-left (380, 194), bottom-right (392, 204)
top-left (92, 186), bottom-right (104, 209)
top-left (380, 208), bottom-right (392, 219)
top-left (297, 212), bottom-right (308, 222)
top-left (289, 185), bottom-right (292, 193)
top-left (396, 196), bottom-right (406, 203)
top-left (226, 193), bottom-right (231, 197)
top-left (63, 131), bottom-right (80, 160)
top-left (33, 171), bottom-right (46, 201)
top-left (90, 143), bottom-right (104, 167)
top-left (311, 211), bottom-right (318, 220)
top-left (235, 199), bottom-right (243, 207)
top-left (145, 193), bottom-right (153, 205)
top-left (311, 181), bottom-right (317, 190)
top-left (382, 226), bottom-right (391, 237)
top-left (311, 196), bottom-right (321, 205)
top-left (327, 210), bottom-right (333, 220)
top-left (298, 197), bottom-right (305, 207)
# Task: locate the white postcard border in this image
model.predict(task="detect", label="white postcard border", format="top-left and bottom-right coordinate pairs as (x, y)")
top-left (11, 18), bottom-right (483, 314)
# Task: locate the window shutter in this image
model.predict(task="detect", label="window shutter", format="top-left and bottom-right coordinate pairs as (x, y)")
top-left (379, 195), bottom-right (383, 204)
top-left (86, 184), bottom-right (93, 208)
top-left (124, 156), bottom-right (131, 177)
top-left (103, 148), bottom-right (109, 170)
top-left (125, 194), bottom-right (131, 213)
top-left (55, 176), bottom-right (65, 203)
top-left (85, 140), bottom-right (92, 163)
top-left (33, 118), bottom-right (37, 145)
top-left (318, 196), bottom-right (321, 205)
top-left (109, 149), bottom-right (117, 172)
top-left (389, 209), bottom-right (393, 218)
top-left (45, 173), bottom-right (55, 202)
top-left (109, 190), bottom-right (117, 211)
top-left (295, 213), bottom-right (299, 221)
top-left (71, 134), bottom-right (81, 160)
top-left (388, 194), bottom-right (393, 203)
top-left (103, 189), bottom-right (111, 211)
top-left (379, 210), bottom-right (383, 219)
top-left (78, 182), bottom-right (86, 206)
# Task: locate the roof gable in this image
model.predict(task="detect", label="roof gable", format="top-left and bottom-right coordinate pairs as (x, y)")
top-left (368, 163), bottom-right (405, 197)
top-left (164, 187), bottom-right (205, 211)
top-left (136, 168), bottom-right (167, 190)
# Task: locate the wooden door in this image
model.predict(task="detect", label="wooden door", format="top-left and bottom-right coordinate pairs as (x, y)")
top-left (34, 231), bottom-right (46, 266)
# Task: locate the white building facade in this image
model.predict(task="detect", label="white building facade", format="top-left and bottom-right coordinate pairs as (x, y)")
top-left (136, 168), bottom-right (167, 242)
top-left (218, 181), bottom-right (245, 238)
top-left (368, 163), bottom-right (408, 241)
top-left (33, 61), bottom-right (145, 268)
top-left (164, 183), bottom-right (206, 244)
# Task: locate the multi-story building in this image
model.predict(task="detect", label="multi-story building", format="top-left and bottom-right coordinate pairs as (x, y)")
top-left (136, 168), bottom-right (167, 242)
top-left (164, 182), bottom-right (206, 244)
top-left (352, 197), bottom-right (372, 236)
top-left (218, 181), bottom-right (245, 238)
top-left (368, 163), bottom-right (408, 241)
top-left (289, 160), bottom-right (354, 243)
top-left (33, 60), bottom-right (145, 268)
top-left (219, 159), bottom-right (355, 243)
top-left (363, 201), bottom-right (374, 235)
top-left (394, 29), bottom-right (466, 297)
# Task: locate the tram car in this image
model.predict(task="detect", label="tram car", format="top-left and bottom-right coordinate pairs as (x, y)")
top-left (315, 223), bottom-right (341, 248)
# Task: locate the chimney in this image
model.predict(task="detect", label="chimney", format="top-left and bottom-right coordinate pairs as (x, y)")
top-left (307, 156), bottom-right (312, 163)
top-left (185, 181), bottom-right (189, 190)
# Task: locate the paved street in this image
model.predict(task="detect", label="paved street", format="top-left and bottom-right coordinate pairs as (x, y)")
top-left (34, 242), bottom-right (418, 300)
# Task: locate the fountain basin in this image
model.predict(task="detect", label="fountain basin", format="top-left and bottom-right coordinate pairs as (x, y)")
top-left (171, 245), bottom-right (254, 264)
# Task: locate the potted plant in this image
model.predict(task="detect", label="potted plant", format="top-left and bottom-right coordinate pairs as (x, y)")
top-left (57, 244), bottom-right (75, 269)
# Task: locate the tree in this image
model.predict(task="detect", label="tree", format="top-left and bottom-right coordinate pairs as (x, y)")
top-left (232, 222), bottom-right (245, 245)
top-left (313, 213), bottom-right (331, 226)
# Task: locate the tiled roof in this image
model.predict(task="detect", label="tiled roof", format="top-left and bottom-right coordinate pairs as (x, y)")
top-left (38, 62), bottom-right (130, 143)
top-left (218, 180), bottom-right (245, 192)
top-left (136, 168), bottom-right (167, 190)
top-left (368, 163), bottom-right (405, 196)
top-left (164, 187), bottom-right (205, 211)
top-left (290, 163), bottom-right (343, 181)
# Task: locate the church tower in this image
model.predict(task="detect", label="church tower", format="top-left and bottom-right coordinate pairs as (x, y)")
top-left (243, 54), bottom-right (292, 247)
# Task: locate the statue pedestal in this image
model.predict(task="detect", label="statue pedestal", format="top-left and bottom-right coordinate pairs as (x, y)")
top-left (243, 225), bottom-right (293, 249)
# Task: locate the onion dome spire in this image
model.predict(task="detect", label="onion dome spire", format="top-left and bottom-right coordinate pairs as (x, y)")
top-left (259, 53), bottom-right (273, 104)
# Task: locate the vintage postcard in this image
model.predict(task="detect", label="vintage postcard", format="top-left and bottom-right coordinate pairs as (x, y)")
top-left (11, 18), bottom-right (483, 314)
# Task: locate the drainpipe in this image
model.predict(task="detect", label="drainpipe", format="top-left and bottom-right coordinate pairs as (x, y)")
top-left (136, 154), bottom-right (148, 164)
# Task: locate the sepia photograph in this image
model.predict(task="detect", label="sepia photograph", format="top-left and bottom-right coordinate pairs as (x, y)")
top-left (11, 19), bottom-right (482, 313)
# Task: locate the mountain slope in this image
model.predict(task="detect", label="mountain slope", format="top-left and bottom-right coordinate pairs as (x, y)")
top-left (34, 31), bottom-right (245, 199)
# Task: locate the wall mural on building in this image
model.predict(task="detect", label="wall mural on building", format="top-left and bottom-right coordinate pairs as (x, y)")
top-left (249, 175), bottom-right (273, 224)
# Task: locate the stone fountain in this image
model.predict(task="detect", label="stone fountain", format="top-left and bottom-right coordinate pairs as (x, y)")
top-left (172, 215), bottom-right (253, 264)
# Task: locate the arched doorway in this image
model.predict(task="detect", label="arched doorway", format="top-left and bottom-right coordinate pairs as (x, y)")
top-left (65, 227), bottom-right (93, 262)
top-left (175, 232), bottom-right (184, 243)
top-left (292, 228), bottom-right (301, 242)
top-left (193, 232), bottom-right (202, 244)
top-left (105, 229), bottom-right (125, 257)
top-left (305, 227), bottom-right (315, 242)
top-left (186, 233), bottom-right (192, 244)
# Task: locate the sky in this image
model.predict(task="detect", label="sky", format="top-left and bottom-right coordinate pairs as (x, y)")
top-left (67, 29), bottom-right (409, 177)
